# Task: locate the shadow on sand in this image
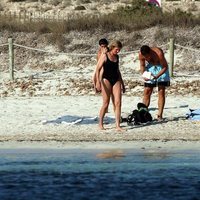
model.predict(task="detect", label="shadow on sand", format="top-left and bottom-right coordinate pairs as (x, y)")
top-left (125, 116), bottom-right (186, 130)
top-left (43, 115), bottom-right (115, 125)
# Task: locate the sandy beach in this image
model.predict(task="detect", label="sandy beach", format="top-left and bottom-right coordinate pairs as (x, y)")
top-left (0, 48), bottom-right (199, 149)
top-left (1, 52), bottom-right (200, 147)
top-left (0, 94), bottom-right (199, 145)
top-left (0, 2), bottom-right (199, 149)
top-left (1, 3), bottom-right (200, 200)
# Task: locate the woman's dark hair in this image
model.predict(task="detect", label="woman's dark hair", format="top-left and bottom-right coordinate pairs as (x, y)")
top-left (140, 45), bottom-right (151, 55)
top-left (99, 38), bottom-right (108, 46)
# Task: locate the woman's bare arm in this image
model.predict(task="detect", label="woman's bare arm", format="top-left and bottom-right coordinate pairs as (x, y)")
top-left (117, 69), bottom-right (125, 93)
top-left (95, 54), bottom-right (106, 91)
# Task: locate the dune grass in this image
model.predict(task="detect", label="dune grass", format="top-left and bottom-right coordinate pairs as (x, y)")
top-left (0, 0), bottom-right (199, 49)
top-left (1, 0), bottom-right (199, 33)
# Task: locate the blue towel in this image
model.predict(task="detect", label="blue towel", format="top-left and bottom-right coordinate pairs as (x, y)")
top-left (145, 64), bottom-right (170, 84)
top-left (186, 109), bottom-right (200, 121)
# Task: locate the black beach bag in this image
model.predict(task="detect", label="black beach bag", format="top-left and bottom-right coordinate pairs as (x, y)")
top-left (127, 103), bottom-right (152, 125)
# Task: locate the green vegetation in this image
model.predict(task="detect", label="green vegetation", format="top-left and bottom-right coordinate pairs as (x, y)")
top-left (1, 0), bottom-right (199, 34)
top-left (8, 0), bottom-right (26, 2)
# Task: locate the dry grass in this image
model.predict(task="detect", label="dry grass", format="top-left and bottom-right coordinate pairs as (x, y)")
top-left (0, 0), bottom-right (199, 73)
top-left (1, 0), bottom-right (199, 35)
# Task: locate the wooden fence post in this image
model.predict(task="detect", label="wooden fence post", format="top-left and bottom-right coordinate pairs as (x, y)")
top-left (8, 38), bottom-right (14, 81)
top-left (169, 38), bottom-right (174, 77)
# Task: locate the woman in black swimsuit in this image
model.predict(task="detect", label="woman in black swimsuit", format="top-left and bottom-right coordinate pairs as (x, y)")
top-left (95, 40), bottom-right (125, 131)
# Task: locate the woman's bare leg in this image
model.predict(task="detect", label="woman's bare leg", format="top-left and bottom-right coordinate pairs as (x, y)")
top-left (112, 81), bottom-right (123, 131)
top-left (99, 79), bottom-right (112, 130)
top-left (111, 94), bottom-right (116, 112)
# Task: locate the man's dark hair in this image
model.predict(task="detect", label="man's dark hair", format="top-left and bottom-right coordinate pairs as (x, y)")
top-left (99, 38), bottom-right (108, 46)
top-left (140, 45), bottom-right (151, 56)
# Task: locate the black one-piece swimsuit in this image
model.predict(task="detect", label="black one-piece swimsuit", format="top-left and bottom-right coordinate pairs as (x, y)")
top-left (102, 54), bottom-right (119, 86)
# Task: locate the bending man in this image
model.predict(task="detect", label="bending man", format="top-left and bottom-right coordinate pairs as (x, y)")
top-left (139, 45), bottom-right (170, 120)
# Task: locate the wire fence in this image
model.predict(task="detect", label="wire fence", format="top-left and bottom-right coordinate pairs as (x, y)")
top-left (173, 43), bottom-right (200, 74)
top-left (175, 44), bottom-right (200, 53)
top-left (0, 10), bottom-right (72, 22)
top-left (0, 38), bottom-right (199, 81)
top-left (0, 43), bottom-right (8, 47)
top-left (13, 43), bottom-right (97, 57)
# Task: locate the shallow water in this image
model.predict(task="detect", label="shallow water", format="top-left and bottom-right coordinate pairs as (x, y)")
top-left (0, 148), bottom-right (200, 200)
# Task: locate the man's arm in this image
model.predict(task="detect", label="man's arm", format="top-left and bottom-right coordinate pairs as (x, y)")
top-left (155, 49), bottom-right (168, 79)
top-left (139, 52), bottom-right (146, 74)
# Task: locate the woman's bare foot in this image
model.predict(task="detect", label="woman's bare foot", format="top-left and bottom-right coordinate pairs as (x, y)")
top-left (99, 124), bottom-right (106, 130)
top-left (116, 126), bottom-right (123, 132)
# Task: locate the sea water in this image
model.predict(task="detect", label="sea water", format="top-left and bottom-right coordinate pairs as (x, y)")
top-left (0, 148), bottom-right (200, 200)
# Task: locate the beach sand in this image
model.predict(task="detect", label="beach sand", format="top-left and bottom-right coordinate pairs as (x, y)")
top-left (0, 95), bottom-right (199, 147)
top-left (0, 25), bottom-right (199, 149)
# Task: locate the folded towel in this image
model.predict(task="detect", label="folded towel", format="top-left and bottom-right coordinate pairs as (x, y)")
top-left (142, 71), bottom-right (153, 80)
